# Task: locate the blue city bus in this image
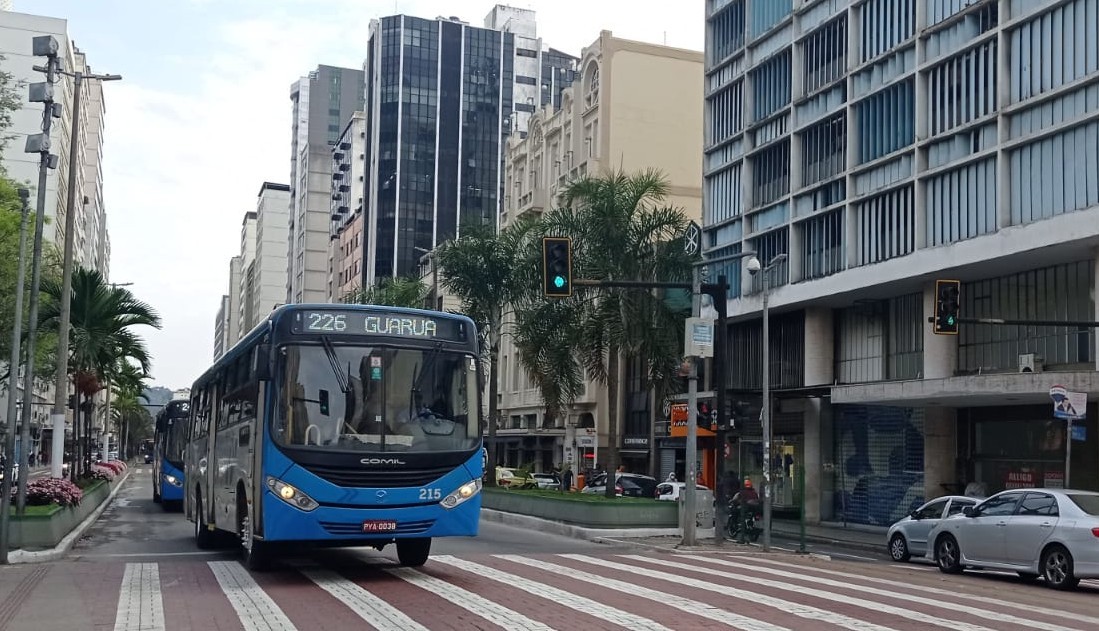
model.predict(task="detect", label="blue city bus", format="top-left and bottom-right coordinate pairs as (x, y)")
top-left (184, 303), bottom-right (484, 570)
top-left (153, 400), bottom-right (189, 507)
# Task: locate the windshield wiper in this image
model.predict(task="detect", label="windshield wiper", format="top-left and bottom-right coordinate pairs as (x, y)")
top-left (319, 335), bottom-right (351, 394)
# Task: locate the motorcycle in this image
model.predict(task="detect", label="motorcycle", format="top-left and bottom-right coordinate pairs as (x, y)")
top-left (726, 499), bottom-right (763, 543)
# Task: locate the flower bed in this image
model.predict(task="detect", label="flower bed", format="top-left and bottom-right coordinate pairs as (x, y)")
top-left (9, 472), bottom-right (124, 550)
top-left (11, 477), bottom-right (83, 507)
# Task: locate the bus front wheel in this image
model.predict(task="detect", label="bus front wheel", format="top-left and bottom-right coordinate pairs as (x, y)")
top-left (396, 538), bottom-right (431, 567)
top-left (238, 500), bottom-right (269, 571)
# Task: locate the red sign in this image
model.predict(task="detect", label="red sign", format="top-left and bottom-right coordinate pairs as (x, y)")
top-left (1004, 470), bottom-right (1034, 489)
top-left (362, 520), bottom-right (398, 533)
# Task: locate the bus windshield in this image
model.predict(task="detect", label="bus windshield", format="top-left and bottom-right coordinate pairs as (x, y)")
top-left (275, 343), bottom-right (480, 453)
top-left (162, 405), bottom-right (189, 468)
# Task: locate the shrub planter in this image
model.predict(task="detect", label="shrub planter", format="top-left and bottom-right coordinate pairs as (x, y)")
top-left (483, 488), bottom-right (678, 529)
top-left (9, 476), bottom-right (121, 551)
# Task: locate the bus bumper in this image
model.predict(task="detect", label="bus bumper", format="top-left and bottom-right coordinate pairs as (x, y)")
top-left (259, 489), bottom-right (482, 543)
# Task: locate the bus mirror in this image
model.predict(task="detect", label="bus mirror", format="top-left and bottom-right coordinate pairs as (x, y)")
top-left (254, 344), bottom-right (272, 381)
top-left (318, 389), bottom-right (330, 416)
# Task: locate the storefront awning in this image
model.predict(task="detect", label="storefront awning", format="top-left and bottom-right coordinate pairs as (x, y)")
top-left (831, 370), bottom-right (1099, 407)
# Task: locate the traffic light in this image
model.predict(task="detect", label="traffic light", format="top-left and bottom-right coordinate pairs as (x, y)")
top-left (934, 279), bottom-right (960, 335)
top-left (542, 236), bottom-right (572, 297)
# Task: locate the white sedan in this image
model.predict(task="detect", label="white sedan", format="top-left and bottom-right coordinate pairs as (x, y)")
top-left (886, 495), bottom-right (977, 562)
top-left (925, 488), bottom-right (1099, 590)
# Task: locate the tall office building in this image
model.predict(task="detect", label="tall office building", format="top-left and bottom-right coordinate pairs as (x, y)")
top-left (288, 65), bottom-right (364, 304)
top-left (703, 0), bottom-right (1099, 529)
top-left (360, 8), bottom-right (576, 286)
top-left (213, 295), bottom-right (230, 361)
top-left (328, 112), bottom-right (367, 303)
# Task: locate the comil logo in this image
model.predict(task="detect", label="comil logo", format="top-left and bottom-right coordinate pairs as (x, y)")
top-left (360, 457), bottom-right (407, 466)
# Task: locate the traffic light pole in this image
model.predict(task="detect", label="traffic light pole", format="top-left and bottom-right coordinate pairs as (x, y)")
top-left (928, 316), bottom-right (1099, 328)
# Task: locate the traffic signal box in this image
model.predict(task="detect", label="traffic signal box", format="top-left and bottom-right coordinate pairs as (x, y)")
top-left (542, 236), bottom-right (573, 297)
top-left (934, 279), bottom-right (960, 335)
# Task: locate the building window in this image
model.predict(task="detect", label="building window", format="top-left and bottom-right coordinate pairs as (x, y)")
top-left (800, 113), bottom-right (845, 186)
top-left (855, 78), bottom-right (914, 164)
top-left (1009, 120), bottom-right (1099, 226)
top-left (859, 0), bottom-right (915, 63)
top-left (928, 41), bottom-right (998, 136)
top-left (750, 49), bottom-right (791, 122)
top-left (1009, 0), bottom-right (1092, 103)
top-left (750, 0), bottom-right (791, 39)
top-left (925, 158), bottom-right (997, 246)
top-left (799, 209), bottom-right (844, 281)
top-left (834, 293), bottom-right (923, 384)
top-left (751, 139), bottom-right (790, 207)
top-left (855, 184), bottom-right (914, 266)
top-left (708, 80), bottom-right (744, 146)
top-left (958, 260), bottom-right (1095, 373)
top-left (803, 16), bottom-right (846, 95)
top-left (706, 163), bottom-right (742, 224)
top-left (709, 0), bottom-right (745, 64)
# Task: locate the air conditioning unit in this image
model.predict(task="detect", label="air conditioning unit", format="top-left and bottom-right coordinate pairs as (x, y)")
top-left (1018, 353), bottom-right (1043, 373)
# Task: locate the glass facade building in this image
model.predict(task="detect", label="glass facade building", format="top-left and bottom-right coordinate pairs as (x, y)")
top-left (705, 0), bottom-right (1099, 527)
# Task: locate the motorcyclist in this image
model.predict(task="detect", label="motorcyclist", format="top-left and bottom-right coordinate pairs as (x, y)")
top-left (729, 479), bottom-right (761, 542)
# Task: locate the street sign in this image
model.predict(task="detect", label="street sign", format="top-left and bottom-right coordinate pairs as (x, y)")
top-left (684, 317), bottom-right (714, 358)
top-left (684, 221), bottom-right (701, 256)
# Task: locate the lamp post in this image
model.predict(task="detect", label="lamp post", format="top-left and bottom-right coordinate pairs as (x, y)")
top-left (49, 67), bottom-right (122, 482)
top-left (746, 252), bottom-right (787, 552)
top-left (0, 189), bottom-right (31, 564)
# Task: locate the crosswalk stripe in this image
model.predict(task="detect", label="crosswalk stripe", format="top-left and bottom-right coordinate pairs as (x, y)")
top-left (432, 555), bottom-right (675, 631)
top-left (563, 554), bottom-right (899, 631)
top-left (208, 561), bottom-right (297, 631)
top-left (720, 554), bottom-right (1099, 628)
top-left (681, 554), bottom-right (1088, 631)
top-left (383, 566), bottom-right (556, 631)
top-left (499, 554), bottom-right (793, 631)
top-left (300, 568), bottom-right (429, 631)
top-left (113, 563), bottom-right (165, 631)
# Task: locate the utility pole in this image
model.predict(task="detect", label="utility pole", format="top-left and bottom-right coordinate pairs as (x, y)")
top-left (709, 275), bottom-right (729, 546)
top-left (50, 67), bottom-right (121, 482)
top-left (681, 265), bottom-right (700, 547)
top-left (17, 37), bottom-right (62, 513)
top-left (1, 189), bottom-right (32, 564)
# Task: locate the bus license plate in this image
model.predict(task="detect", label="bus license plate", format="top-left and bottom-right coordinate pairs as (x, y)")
top-left (362, 520), bottom-right (398, 533)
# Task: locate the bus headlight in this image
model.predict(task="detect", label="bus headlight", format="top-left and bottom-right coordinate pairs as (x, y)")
top-left (265, 476), bottom-right (318, 512)
top-left (440, 478), bottom-right (481, 509)
top-left (163, 474), bottom-right (182, 487)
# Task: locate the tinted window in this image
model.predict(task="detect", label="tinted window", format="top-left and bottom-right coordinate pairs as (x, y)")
top-left (919, 499), bottom-right (948, 519)
top-left (1067, 494), bottom-right (1099, 516)
top-left (978, 492), bottom-right (1022, 517)
top-left (1018, 493), bottom-right (1058, 516)
top-left (946, 499), bottom-right (975, 516)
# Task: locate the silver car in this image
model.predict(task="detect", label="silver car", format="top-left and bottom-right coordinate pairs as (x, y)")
top-left (886, 495), bottom-right (977, 562)
top-left (925, 488), bottom-right (1099, 590)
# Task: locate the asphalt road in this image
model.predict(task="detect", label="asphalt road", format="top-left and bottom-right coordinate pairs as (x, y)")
top-left (68, 465), bottom-right (633, 563)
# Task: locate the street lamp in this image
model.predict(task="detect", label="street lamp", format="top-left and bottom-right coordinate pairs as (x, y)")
top-left (746, 252), bottom-right (787, 552)
top-left (50, 68), bottom-right (122, 481)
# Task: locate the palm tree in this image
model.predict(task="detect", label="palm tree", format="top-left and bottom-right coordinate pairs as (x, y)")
top-left (345, 276), bottom-right (428, 308)
top-left (524, 168), bottom-right (694, 497)
top-left (434, 219), bottom-right (536, 477)
top-left (38, 267), bottom-right (161, 477)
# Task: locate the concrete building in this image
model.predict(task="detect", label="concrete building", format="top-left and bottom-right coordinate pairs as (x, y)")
top-left (237, 211), bottom-right (257, 336)
top-left (288, 66), bottom-right (364, 304)
top-left (213, 295), bottom-right (230, 361)
top-left (358, 8), bottom-right (576, 289)
top-left (253, 182), bottom-right (290, 325)
top-left (495, 31), bottom-right (704, 473)
top-left (328, 112), bottom-right (366, 303)
top-left (702, 0), bottom-right (1099, 529)
top-left (0, 13), bottom-right (110, 275)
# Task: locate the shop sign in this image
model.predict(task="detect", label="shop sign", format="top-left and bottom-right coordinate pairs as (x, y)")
top-left (1044, 471), bottom-right (1065, 489)
top-left (576, 436), bottom-right (595, 448)
top-left (1004, 469), bottom-right (1035, 489)
top-left (1049, 385), bottom-right (1087, 420)
top-left (623, 436), bottom-right (649, 448)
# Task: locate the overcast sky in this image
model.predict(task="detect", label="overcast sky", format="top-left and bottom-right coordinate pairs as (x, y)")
top-left (22, 0), bottom-right (704, 389)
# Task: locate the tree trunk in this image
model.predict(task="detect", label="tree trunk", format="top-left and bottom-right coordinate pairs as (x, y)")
top-left (486, 329), bottom-right (500, 486)
top-left (604, 345), bottom-right (620, 499)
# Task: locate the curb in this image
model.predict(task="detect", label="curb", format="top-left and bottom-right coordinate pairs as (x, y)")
top-left (481, 509), bottom-right (716, 540)
top-left (9, 467), bottom-right (132, 564)
top-left (771, 528), bottom-right (884, 555)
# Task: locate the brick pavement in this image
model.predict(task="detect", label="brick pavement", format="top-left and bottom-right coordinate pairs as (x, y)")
top-left (0, 549), bottom-right (1095, 630)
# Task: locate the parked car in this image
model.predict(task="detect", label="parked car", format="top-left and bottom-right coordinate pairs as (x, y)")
top-left (886, 495), bottom-right (977, 562)
top-left (531, 472), bottom-right (561, 490)
top-left (924, 488), bottom-right (1099, 590)
top-left (495, 467), bottom-right (536, 489)
top-left (655, 481), bottom-right (711, 501)
top-left (582, 473), bottom-right (658, 498)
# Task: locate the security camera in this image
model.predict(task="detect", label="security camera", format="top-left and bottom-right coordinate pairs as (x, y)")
top-left (746, 256), bottom-right (761, 275)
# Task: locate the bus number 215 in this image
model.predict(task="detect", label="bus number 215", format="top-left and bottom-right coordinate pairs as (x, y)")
top-left (419, 488), bottom-right (441, 500)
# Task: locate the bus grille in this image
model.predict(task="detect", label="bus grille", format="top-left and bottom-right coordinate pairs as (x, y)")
top-left (300, 463), bottom-right (458, 488)
top-left (319, 519), bottom-right (435, 536)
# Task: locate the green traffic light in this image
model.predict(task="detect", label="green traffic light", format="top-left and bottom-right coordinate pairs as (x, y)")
top-left (553, 275), bottom-right (566, 289)
top-left (947, 315), bottom-right (955, 325)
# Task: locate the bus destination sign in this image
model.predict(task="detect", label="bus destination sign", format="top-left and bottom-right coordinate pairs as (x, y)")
top-left (292, 310), bottom-right (466, 342)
